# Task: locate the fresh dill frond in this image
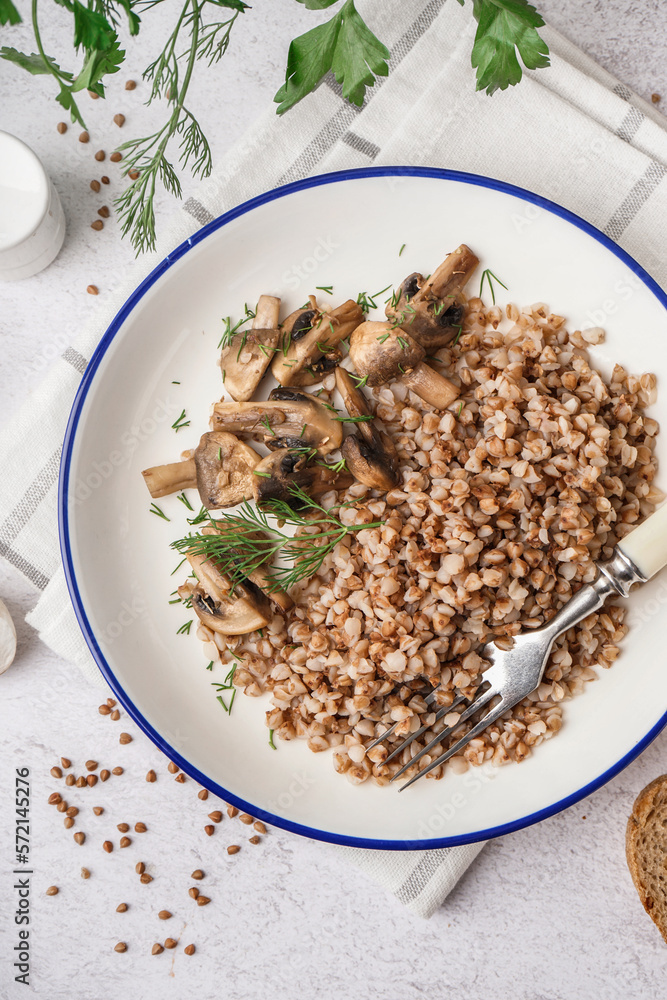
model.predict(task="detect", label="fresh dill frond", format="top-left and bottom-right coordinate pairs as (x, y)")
top-left (479, 268), bottom-right (508, 305)
top-left (150, 503), bottom-right (170, 521)
top-left (172, 409), bottom-right (190, 433)
top-left (171, 485), bottom-right (383, 594)
top-left (177, 492), bottom-right (194, 511)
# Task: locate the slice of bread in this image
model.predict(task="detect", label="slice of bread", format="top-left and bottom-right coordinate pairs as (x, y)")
top-left (626, 774), bottom-right (667, 942)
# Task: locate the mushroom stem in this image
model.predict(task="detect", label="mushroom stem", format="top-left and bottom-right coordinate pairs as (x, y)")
top-left (401, 362), bottom-right (459, 409)
top-left (142, 457), bottom-right (197, 498)
top-left (422, 244), bottom-right (479, 300)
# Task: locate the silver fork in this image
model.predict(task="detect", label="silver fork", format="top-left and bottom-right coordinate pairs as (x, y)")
top-left (377, 542), bottom-right (656, 791)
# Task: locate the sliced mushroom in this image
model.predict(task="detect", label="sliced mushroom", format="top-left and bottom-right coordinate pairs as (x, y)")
top-left (271, 297), bottom-right (363, 387)
top-left (348, 321), bottom-right (460, 410)
top-left (142, 456), bottom-right (196, 498)
top-left (335, 368), bottom-right (399, 491)
top-left (385, 244), bottom-right (479, 350)
top-left (200, 524), bottom-right (293, 613)
top-left (193, 431), bottom-right (260, 509)
top-left (211, 389), bottom-right (343, 455)
top-left (184, 548), bottom-right (279, 634)
top-left (219, 295), bottom-right (281, 401)
top-left (188, 587), bottom-right (269, 636)
top-left (251, 448), bottom-right (354, 509)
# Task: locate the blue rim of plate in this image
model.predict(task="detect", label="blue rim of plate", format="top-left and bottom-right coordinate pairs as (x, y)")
top-left (59, 166), bottom-right (667, 850)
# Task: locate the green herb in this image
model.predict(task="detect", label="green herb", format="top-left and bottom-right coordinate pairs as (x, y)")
top-left (460, 0), bottom-right (550, 96)
top-left (386, 287), bottom-right (401, 310)
top-left (316, 285), bottom-right (333, 294)
top-left (399, 243), bottom-right (405, 256)
top-left (397, 335), bottom-right (409, 350)
top-left (252, 470), bottom-right (272, 479)
top-left (457, 400), bottom-right (464, 418)
top-left (376, 332), bottom-right (390, 344)
top-left (172, 409), bottom-right (190, 433)
top-left (114, 1), bottom-right (249, 252)
top-left (356, 285), bottom-right (391, 314)
top-left (478, 268), bottom-right (508, 304)
top-left (349, 372), bottom-right (369, 388)
top-left (218, 313), bottom-right (248, 350)
top-left (268, 729), bottom-right (277, 750)
top-left (235, 330), bottom-right (248, 362)
top-left (177, 620), bottom-right (193, 635)
top-left (213, 663), bottom-right (237, 713)
top-left (318, 456), bottom-right (348, 473)
top-left (332, 414), bottom-right (374, 423)
top-left (168, 597), bottom-right (182, 604)
top-left (275, 0), bottom-right (389, 113)
top-left (171, 380), bottom-right (181, 384)
top-left (187, 505), bottom-right (209, 526)
top-left (397, 363), bottom-right (406, 374)
top-left (171, 485), bottom-right (383, 594)
top-left (0, 2), bottom-right (547, 257)
top-left (260, 414), bottom-right (276, 436)
top-left (171, 557), bottom-right (187, 576)
top-left (321, 402), bottom-right (339, 413)
top-left (452, 325), bottom-right (463, 346)
top-left (205, 661), bottom-right (214, 671)
top-left (149, 502), bottom-right (170, 521)
top-left (316, 341), bottom-right (337, 353)
top-left (222, 369), bottom-right (226, 384)
top-left (300, 423), bottom-right (307, 437)
top-left (177, 491), bottom-right (194, 511)
top-left (433, 301), bottom-right (446, 317)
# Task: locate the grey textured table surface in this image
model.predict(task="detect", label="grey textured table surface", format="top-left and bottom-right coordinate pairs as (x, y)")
top-left (1, 3), bottom-right (667, 999)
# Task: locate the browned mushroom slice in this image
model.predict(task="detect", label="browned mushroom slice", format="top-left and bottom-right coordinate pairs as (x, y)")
top-left (193, 431), bottom-right (260, 509)
top-left (201, 524), bottom-right (293, 613)
top-left (271, 297), bottom-right (363, 387)
top-left (335, 368), bottom-right (399, 491)
top-left (385, 244), bottom-right (479, 349)
top-left (251, 448), bottom-right (354, 510)
top-left (348, 321), bottom-right (459, 410)
top-left (185, 550), bottom-right (275, 631)
top-left (211, 389), bottom-right (343, 455)
top-left (219, 295), bottom-right (281, 401)
top-left (142, 456), bottom-right (196, 498)
top-left (189, 587), bottom-right (270, 636)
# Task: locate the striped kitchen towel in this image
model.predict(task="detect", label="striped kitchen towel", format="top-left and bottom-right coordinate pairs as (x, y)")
top-left (2, 0), bottom-right (667, 919)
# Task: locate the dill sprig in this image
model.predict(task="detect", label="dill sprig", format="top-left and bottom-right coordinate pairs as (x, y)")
top-left (479, 269), bottom-right (508, 305)
top-left (172, 409), bottom-right (190, 432)
top-left (356, 285), bottom-right (391, 314)
top-left (150, 502), bottom-right (170, 521)
top-left (171, 485), bottom-right (383, 593)
top-left (213, 662), bottom-right (237, 713)
top-left (114, 0), bottom-right (248, 253)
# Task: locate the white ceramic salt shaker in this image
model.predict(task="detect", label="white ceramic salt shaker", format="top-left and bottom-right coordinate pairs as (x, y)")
top-left (0, 131), bottom-right (66, 281)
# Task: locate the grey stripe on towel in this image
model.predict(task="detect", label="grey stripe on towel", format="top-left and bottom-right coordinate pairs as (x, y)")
top-left (62, 347), bottom-right (89, 375)
top-left (0, 449), bottom-right (61, 549)
top-left (278, 0), bottom-right (448, 185)
top-left (604, 161), bottom-right (667, 241)
top-left (395, 852), bottom-right (441, 905)
top-left (184, 198), bottom-right (215, 227)
top-left (342, 131), bottom-right (381, 159)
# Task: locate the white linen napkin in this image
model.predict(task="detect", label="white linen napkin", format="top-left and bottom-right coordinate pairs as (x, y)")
top-left (2, 0), bottom-right (667, 919)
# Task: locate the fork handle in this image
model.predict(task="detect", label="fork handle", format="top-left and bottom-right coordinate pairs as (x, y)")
top-left (617, 502), bottom-right (667, 581)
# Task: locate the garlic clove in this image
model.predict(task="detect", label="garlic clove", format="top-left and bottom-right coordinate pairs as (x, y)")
top-left (0, 599), bottom-right (17, 673)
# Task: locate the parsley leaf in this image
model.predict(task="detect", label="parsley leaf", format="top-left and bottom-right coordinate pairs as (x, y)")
top-left (467, 0), bottom-right (549, 95)
top-left (0, 0), bottom-right (20, 26)
top-left (0, 47), bottom-right (55, 75)
top-left (295, 0), bottom-right (341, 7)
top-left (275, 0), bottom-right (389, 114)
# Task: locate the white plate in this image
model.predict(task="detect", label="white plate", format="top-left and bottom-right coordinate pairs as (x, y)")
top-left (60, 168), bottom-right (667, 849)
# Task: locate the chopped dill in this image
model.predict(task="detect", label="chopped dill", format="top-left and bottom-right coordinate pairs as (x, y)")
top-left (149, 503), bottom-right (170, 521)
